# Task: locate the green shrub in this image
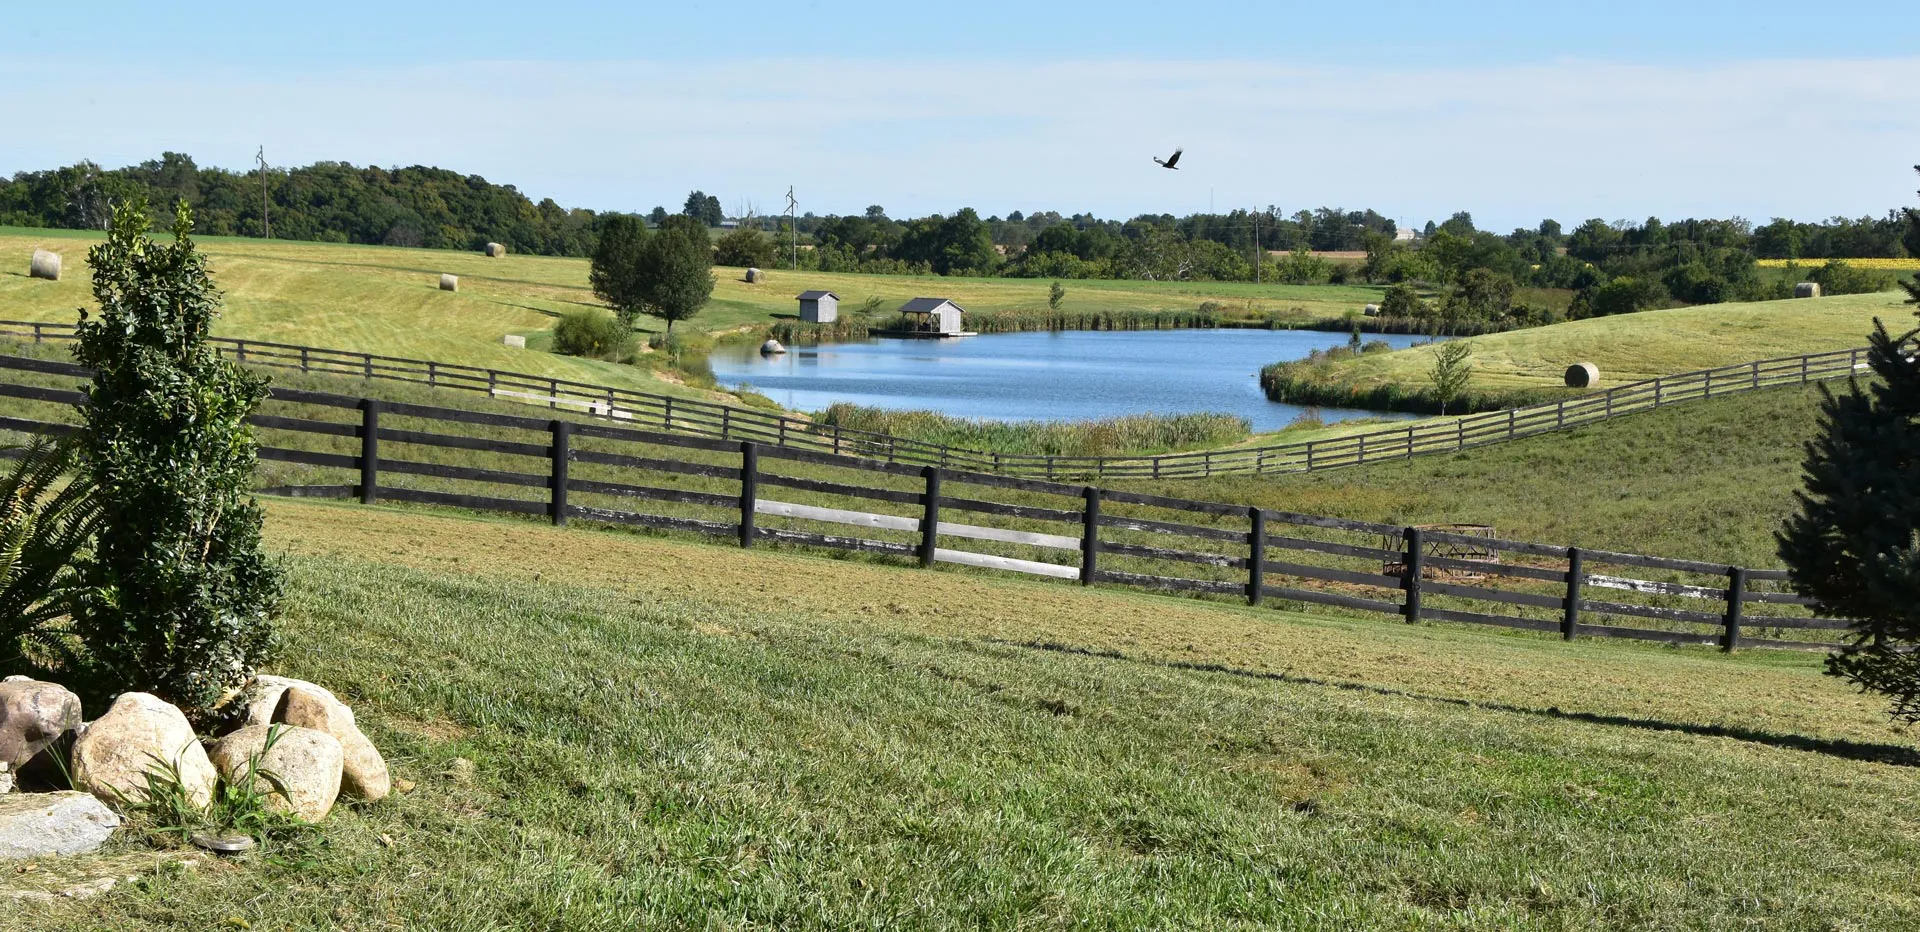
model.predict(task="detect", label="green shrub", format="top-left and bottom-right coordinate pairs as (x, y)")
top-left (1807, 259), bottom-right (1897, 296)
top-left (551, 310), bottom-right (636, 361)
top-left (68, 201), bottom-right (282, 719)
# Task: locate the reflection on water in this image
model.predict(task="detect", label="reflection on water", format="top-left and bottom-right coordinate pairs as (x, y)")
top-left (712, 329), bottom-right (1433, 433)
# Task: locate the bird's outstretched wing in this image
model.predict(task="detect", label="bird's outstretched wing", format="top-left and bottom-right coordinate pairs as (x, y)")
top-left (1164, 147), bottom-right (1182, 169)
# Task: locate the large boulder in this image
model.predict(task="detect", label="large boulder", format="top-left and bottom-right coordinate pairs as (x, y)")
top-left (237, 675), bottom-right (352, 730)
top-left (0, 791), bottom-right (119, 860)
top-left (208, 725), bottom-right (343, 822)
top-left (278, 688), bottom-right (389, 801)
top-left (71, 693), bottom-right (216, 810)
top-left (0, 677), bottom-right (82, 770)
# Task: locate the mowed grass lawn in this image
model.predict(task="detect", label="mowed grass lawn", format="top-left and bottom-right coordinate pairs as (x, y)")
top-left (0, 226), bottom-right (1384, 391)
top-left (1276, 290), bottom-right (1915, 395)
top-left (1124, 383), bottom-right (1832, 567)
top-left (12, 498), bottom-right (1919, 929)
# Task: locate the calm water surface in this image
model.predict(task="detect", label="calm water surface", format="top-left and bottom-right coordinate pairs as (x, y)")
top-left (712, 329), bottom-right (1430, 433)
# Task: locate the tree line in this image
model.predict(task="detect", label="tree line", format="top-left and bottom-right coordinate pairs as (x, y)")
top-left (4, 153), bottom-right (1911, 330)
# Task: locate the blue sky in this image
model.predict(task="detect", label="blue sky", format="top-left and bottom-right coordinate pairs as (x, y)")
top-left (8, 1), bottom-right (1920, 229)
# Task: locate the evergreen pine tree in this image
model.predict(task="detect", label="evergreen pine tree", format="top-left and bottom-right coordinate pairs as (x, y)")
top-left (69, 200), bottom-right (282, 718)
top-left (1777, 166), bottom-right (1920, 721)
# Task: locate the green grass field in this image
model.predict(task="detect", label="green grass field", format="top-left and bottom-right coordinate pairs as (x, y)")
top-left (1120, 382), bottom-right (1830, 567)
top-left (1262, 291), bottom-right (1914, 403)
top-left (10, 498), bottom-right (1918, 929)
top-left (0, 227), bottom-right (1387, 402)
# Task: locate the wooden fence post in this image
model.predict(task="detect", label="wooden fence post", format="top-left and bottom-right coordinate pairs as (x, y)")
top-left (1562, 547), bottom-right (1583, 641)
top-left (919, 466), bottom-right (942, 568)
top-left (738, 441), bottom-right (758, 549)
top-left (359, 399), bottom-right (380, 505)
top-left (1247, 507), bottom-right (1266, 607)
top-left (550, 419), bottom-right (570, 527)
top-left (1722, 566), bottom-right (1746, 652)
top-left (1080, 486), bottom-right (1101, 586)
top-left (722, 407), bottom-right (732, 440)
top-left (1401, 526), bottom-right (1424, 623)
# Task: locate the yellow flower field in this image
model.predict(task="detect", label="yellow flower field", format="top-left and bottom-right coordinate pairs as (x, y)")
top-left (1757, 257), bottom-right (1920, 270)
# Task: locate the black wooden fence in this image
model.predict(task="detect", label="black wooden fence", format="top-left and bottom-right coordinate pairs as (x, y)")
top-left (0, 319), bottom-right (1869, 480)
top-left (0, 351), bottom-right (1847, 654)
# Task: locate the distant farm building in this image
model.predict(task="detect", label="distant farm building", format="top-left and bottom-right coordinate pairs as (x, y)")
top-left (1392, 228), bottom-right (1418, 242)
top-left (898, 297), bottom-right (966, 335)
top-left (797, 290), bottom-right (840, 323)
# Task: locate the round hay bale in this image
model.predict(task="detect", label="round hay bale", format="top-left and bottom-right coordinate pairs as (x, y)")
top-left (745, 267), bottom-right (762, 284)
top-left (28, 250), bottom-right (60, 282)
top-left (439, 274), bottom-right (458, 292)
top-left (1362, 303), bottom-right (1380, 316)
top-left (484, 242), bottom-right (507, 258)
top-left (1564, 362), bottom-right (1600, 388)
top-left (1794, 281), bottom-right (1822, 299)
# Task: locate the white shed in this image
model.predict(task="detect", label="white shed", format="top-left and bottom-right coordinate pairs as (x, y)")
top-left (898, 297), bottom-right (965, 335)
top-left (797, 290), bottom-right (839, 323)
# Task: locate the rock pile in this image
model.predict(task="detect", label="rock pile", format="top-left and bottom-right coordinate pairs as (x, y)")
top-left (0, 673), bottom-right (389, 863)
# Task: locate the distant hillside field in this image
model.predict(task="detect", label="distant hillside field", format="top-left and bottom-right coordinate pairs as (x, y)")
top-left (1266, 291), bottom-right (1912, 400)
top-left (0, 226), bottom-right (1386, 397)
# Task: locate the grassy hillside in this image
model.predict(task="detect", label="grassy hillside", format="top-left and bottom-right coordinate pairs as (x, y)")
top-left (1118, 383), bottom-right (1830, 567)
top-left (0, 226), bottom-right (1385, 395)
top-left (1263, 291), bottom-right (1912, 405)
top-left (12, 498), bottom-right (1918, 928)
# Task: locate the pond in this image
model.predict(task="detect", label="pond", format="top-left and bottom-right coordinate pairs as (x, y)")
top-left (710, 329), bottom-right (1434, 433)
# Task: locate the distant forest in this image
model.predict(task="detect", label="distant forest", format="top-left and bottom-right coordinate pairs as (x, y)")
top-left (0, 153), bottom-right (607, 256)
top-left (2, 154), bottom-right (1912, 308)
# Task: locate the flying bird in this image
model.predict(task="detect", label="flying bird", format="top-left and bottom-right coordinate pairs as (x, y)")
top-left (1153, 147), bottom-right (1182, 170)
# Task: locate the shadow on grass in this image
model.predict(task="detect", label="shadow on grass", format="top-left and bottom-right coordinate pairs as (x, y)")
top-left (997, 638), bottom-right (1920, 768)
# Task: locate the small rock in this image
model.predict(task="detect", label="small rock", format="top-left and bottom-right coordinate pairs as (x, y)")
top-left (0, 678), bottom-right (83, 770)
top-left (442, 757), bottom-right (474, 784)
top-left (190, 832), bottom-right (256, 855)
top-left (208, 725), bottom-right (343, 822)
top-left (0, 791), bottom-right (120, 860)
top-left (1, 762), bottom-right (11, 795)
top-left (277, 688), bottom-right (389, 801)
top-left (71, 693), bottom-right (216, 810)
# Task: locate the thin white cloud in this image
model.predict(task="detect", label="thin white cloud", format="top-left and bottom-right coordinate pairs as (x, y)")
top-left (8, 56), bottom-right (1919, 227)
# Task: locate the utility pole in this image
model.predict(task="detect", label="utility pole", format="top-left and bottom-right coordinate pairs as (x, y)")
top-left (256, 146), bottom-right (271, 239)
top-left (1252, 207), bottom-right (1260, 285)
top-left (785, 186), bottom-right (798, 271)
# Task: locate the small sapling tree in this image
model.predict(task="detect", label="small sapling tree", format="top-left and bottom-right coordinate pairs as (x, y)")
top-left (1778, 168), bottom-right (1920, 721)
top-left (69, 200), bottom-right (282, 719)
top-left (1048, 280), bottom-right (1066, 311)
top-left (1428, 340), bottom-right (1474, 415)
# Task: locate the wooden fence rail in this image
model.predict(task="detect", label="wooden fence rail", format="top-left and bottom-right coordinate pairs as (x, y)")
top-left (0, 320), bottom-right (1870, 480)
top-left (0, 353), bottom-right (1851, 655)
